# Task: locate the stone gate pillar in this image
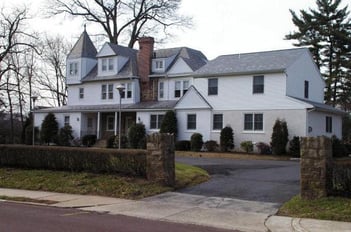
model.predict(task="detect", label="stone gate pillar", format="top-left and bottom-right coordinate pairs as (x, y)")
top-left (300, 136), bottom-right (333, 200)
top-left (146, 133), bottom-right (175, 187)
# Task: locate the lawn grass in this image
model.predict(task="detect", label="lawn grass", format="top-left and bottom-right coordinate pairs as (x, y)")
top-left (0, 162), bottom-right (209, 200)
top-left (277, 195), bottom-right (351, 222)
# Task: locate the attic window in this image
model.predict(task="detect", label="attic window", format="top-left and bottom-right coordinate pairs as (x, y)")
top-left (69, 62), bottom-right (78, 76)
top-left (155, 60), bottom-right (164, 70)
top-left (102, 58), bottom-right (114, 72)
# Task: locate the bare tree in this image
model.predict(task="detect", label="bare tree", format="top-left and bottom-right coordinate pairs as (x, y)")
top-left (36, 34), bottom-right (70, 107)
top-left (0, 7), bottom-right (37, 82)
top-left (49, 0), bottom-right (192, 47)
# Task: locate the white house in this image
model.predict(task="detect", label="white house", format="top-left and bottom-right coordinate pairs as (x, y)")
top-left (34, 30), bottom-right (344, 149)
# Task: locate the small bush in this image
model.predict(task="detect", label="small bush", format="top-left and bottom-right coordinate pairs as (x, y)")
top-left (191, 133), bottom-right (203, 152)
top-left (107, 135), bottom-right (128, 149)
top-left (128, 123), bottom-right (146, 149)
top-left (220, 126), bottom-right (234, 152)
top-left (175, 140), bottom-right (191, 151)
top-left (289, 136), bottom-right (300, 157)
top-left (256, 142), bottom-right (271, 154)
top-left (40, 112), bottom-right (59, 145)
top-left (0, 145), bottom-right (147, 177)
top-left (57, 125), bottom-right (74, 146)
top-left (82, 134), bottom-right (97, 147)
top-left (204, 140), bottom-right (219, 152)
top-left (240, 141), bottom-right (253, 153)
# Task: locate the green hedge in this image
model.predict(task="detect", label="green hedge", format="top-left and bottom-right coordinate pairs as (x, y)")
top-left (0, 145), bottom-right (147, 177)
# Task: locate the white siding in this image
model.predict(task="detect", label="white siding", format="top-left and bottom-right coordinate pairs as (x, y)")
top-left (66, 58), bottom-right (81, 84)
top-left (168, 58), bottom-right (193, 74)
top-left (194, 73), bottom-right (308, 111)
top-left (308, 111), bottom-right (342, 139)
top-left (208, 109), bottom-right (307, 149)
top-left (157, 77), bottom-right (193, 101)
top-left (286, 51), bottom-right (325, 102)
top-left (176, 109), bottom-right (212, 141)
top-left (67, 79), bottom-right (139, 106)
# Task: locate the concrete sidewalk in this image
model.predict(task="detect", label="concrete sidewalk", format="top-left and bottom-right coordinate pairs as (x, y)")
top-left (0, 188), bottom-right (350, 232)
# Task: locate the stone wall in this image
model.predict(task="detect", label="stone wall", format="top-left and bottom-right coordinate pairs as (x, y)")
top-left (146, 133), bottom-right (175, 187)
top-left (300, 136), bottom-right (333, 200)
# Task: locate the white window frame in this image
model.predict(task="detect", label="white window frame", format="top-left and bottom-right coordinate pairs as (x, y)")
top-left (159, 82), bottom-right (164, 99)
top-left (155, 60), bottom-right (164, 70)
top-left (69, 62), bottom-right (78, 76)
top-left (150, 114), bottom-right (164, 130)
top-left (174, 80), bottom-right (190, 98)
top-left (187, 114), bottom-right (197, 130)
top-left (79, 88), bottom-right (84, 99)
top-left (213, 114), bottom-right (223, 130)
top-left (243, 113), bottom-right (264, 132)
top-left (101, 84), bottom-right (113, 100)
top-left (253, 75), bottom-right (264, 94)
top-left (64, 116), bottom-right (70, 127)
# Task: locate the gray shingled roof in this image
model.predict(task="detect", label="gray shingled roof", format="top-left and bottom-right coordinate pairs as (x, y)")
top-left (35, 101), bottom-right (178, 113)
top-left (153, 47), bottom-right (207, 72)
top-left (291, 97), bottom-right (345, 115)
top-left (82, 43), bottom-right (138, 82)
top-left (194, 48), bottom-right (309, 77)
top-left (67, 30), bottom-right (97, 59)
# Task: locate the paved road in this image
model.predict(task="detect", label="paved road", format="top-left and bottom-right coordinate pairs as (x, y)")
top-left (0, 201), bottom-right (236, 232)
top-left (176, 157), bottom-right (300, 203)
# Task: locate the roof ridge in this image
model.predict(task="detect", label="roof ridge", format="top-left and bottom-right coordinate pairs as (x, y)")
top-left (217, 47), bottom-right (308, 58)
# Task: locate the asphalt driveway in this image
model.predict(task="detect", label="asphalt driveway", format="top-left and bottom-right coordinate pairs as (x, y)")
top-left (175, 156), bottom-right (300, 204)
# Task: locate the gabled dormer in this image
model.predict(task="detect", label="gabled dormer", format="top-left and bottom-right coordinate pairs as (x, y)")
top-left (66, 29), bottom-right (97, 84)
top-left (96, 43), bottom-right (130, 77)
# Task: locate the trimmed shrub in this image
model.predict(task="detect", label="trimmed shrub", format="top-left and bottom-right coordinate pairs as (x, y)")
top-left (175, 140), bottom-right (191, 151)
top-left (220, 126), bottom-right (234, 152)
top-left (128, 123), bottom-right (146, 149)
top-left (40, 112), bottom-right (59, 145)
top-left (204, 140), bottom-right (219, 152)
top-left (240, 141), bottom-right (253, 153)
top-left (107, 135), bottom-right (128, 149)
top-left (190, 133), bottom-right (203, 152)
top-left (82, 134), bottom-right (97, 147)
top-left (57, 125), bottom-right (74, 146)
top-left (160, 110), bottom-right (177, 139)
top-left (271, 119), bottom-right (289, 155)
top-left (256, 142), bottom-right (271, 154)
top-left (289, 136), bottom-right (300, 157)
top-left (0, 145), bottom-right (147, 177)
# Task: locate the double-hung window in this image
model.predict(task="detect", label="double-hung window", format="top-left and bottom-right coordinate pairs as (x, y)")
top-left (64, 116), bottom-right (70, 127)
top-left (244, 113), bottom-right (263, 131)
top-left (102, 84), bottom-right (113, 99)
top-left (187, 114), bottom-right (196, 130)
top-left (159, 82), bottom-right (164, 98)
top-left (69, 62), bottom-right (78, 76)
top-left (208, 78), bottom-right (218, 95)
top-left (150, 114), bottom-right (164, 129)
top-left (175, 81), bottom-right (181, 98)
top-left (253, 75), bottom-right (264, 94)
top-left (79, 88), bottom-right (84, 99)
top-left (183, 80), bottom-right (189, 95)
top-left (102, 58), bottom-right (114, 72)
top-left (326, 116), bottom-right (332, 133)
top-left (120, 83), bottom-right (132, 99)
top-left (213, 114), bottom-right (223, 130)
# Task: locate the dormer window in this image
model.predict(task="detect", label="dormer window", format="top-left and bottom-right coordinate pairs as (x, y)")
top-left (156, 60), bottom-right (164, 70)
top-left (102, 58), bottom-right (114, 72)
top-left (69, 62), bottom-right (78, 76)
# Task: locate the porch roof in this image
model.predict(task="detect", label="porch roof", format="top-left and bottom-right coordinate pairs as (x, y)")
top-left (34, 101), bottom-right (178, 113)
top-left (291, 97), bottom-right (346, 115)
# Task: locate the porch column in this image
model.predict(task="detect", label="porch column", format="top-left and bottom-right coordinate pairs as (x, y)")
top-left (114, 111), bottom-right (118, 136)
top-left (97, 112), bottom-right (101, 139)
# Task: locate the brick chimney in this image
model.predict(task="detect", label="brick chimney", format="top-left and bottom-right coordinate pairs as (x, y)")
top-left (138, 37), bottom-right (156, 102)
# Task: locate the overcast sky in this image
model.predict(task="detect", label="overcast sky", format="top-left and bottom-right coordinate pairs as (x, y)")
top-left (2, 0), bottom-right (350, 59)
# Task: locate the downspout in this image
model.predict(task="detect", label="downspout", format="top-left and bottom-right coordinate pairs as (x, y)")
top-left (306, 108), bottom-right (316, 136)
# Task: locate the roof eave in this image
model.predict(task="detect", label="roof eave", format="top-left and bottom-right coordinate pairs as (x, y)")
top-left (193, 69), bottom-right (285, 78)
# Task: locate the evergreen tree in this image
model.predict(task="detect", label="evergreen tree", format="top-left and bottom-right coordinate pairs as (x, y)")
top-left (58, 125), bottom-right (73, 146)
top-left (271, 119), bottom-right (289, 155)
top-left (40, 112), bottom-right (59, 145)
top-left (286, 0), bottom-right (351, 107)
top-left (160, 110), bottom-right (177, 138)
top-left (220, 126), bottom-right (234, 152)
top-left (128, 123), bottom-right (146, 149)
